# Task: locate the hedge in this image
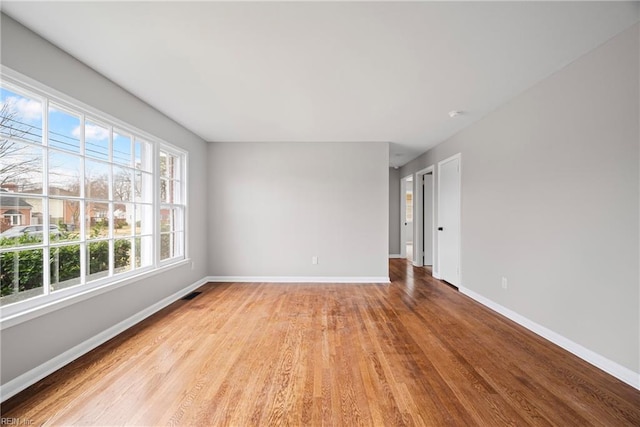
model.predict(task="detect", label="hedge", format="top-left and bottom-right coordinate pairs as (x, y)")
top-left (0, 235), bottom-right (131, 298)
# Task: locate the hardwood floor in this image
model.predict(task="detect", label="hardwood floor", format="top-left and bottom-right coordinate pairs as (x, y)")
top-left (2, 259), bottom-right (639, 426)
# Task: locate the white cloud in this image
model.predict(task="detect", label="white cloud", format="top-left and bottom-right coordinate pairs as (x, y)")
top-left (2, 96), bottom-right (42, 122)
top-left (72, 123), bottom-right (109, 141)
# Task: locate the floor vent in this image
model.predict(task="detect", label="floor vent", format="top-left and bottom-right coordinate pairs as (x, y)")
top-left (182, 291), bottom-right (202, 301)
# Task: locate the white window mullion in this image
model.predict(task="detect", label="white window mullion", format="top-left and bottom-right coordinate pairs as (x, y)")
top-left (42, 97), bottom-right (51, 296)
top-left (183, 153), bottom-right (189, 260)
top-left (79, 114), bottom-right (87, 284)
top-left (154, 144), bottom-right (161, 267)
top-left (108, 237), bottom-right (114, 277)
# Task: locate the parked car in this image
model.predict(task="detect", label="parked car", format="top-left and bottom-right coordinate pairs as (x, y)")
top-left (0, 224), bottom-right (61, 239)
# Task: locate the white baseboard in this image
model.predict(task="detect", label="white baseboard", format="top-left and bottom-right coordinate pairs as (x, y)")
top-left (1, 277), bottom-right (208, 402)
top-left (389, 254), bottom-right (402, 259)
top-left (459, 286), bottom-right (640, 390)
top-left (206, 276), bottom-right (390, 284)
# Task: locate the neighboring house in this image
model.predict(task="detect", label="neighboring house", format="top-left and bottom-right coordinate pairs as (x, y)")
top-left (0, 190), bottom-right (33, 232)
top-left (24, 187), bottom-right (80, 230)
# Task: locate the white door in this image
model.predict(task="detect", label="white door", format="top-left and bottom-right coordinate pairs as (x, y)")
top-left (437, 154), bottom-right (461, 286)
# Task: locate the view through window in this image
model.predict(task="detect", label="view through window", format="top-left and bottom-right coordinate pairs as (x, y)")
top-left (0, 76), bottom-right (186, 311)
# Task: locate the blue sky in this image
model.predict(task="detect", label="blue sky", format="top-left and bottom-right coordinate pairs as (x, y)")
top-left (1, 87), bottom-right (143, 167)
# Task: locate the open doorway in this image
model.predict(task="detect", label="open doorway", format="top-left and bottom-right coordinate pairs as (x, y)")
top-left (400, 175), bottom-right (413, 260)
top-left (413, 166), bottom-right (435, 271)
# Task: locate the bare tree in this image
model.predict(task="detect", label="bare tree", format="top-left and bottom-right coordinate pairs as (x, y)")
top-left (113, 170), bottom-right (133, 202)
top-left (0, 103), bottom-right (41, 190)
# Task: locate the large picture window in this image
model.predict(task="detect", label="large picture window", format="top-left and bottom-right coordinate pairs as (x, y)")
top-left (0, 74), bottom-right (186, 313)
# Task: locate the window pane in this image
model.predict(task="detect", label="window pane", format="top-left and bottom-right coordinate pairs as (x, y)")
top-left (113, 131), bottom-right (131, 166)
top-left (0, 141), bottom-right (43, 193)
top-left (48, 105), bottom-right (80, 153)
top-left (134, 171), bottom-right (152, 203)
top-left (49, 198), bottom-right (80, 242)
top-left (159, 152), bottom-right (167, 178)
top-left (49, 151), bottom-right (81, 196)
top-left (135, 236), bottom-right (152, 268)
top-left (160, 207), bottom-right (183, 233)
top-left (114, 238), bottom-right (132, 274)
top-left (0, 195), bottom-right (44, 246)
top-left (87, 240), bottom-right (109, 281)
top-left (173, 231), bottom-right (184, 258)
top-left (86, 202), bottom-right (109, 239)
top-left (50, 244), bottom-right (81, 291)
top-left (160, 233), bottom-right (171, 260)
top-left (114, 203), bottom-right (133, 237)
top-left (113, 166), bottom-right (133, 202)
top-left (160, 231), bottom-right (183, 261)
top-left (159, 208), bottom-right (170, 232)
top-left (0, 248), bottom-right (44, 305)
top-left (160, 178), bottom-right (168, 203)
top-left (135, 138), bottom-right (152, 172)
top-left (85, 120), bottom-right (109, 160)
top-left (85, 159), bottom-right (110, 200)
top-left (160, 152), bottom-right (178, 179)
top-left (0, 87), bottom-right (43, 144)
top-left (134, 204), bottom-right (153, 235)
top-left (161, 179), bottom-right (181, 204)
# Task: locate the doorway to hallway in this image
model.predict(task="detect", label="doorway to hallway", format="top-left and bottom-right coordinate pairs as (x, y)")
top-left (400, 175), bottom-right (413, 260)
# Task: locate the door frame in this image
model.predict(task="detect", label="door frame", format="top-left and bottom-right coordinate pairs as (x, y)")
top-left (413, 166), bottom-right (435, 269)
top-left (437, 153), bottom-right (462, 285)
top-left (399, 174), bottom-right (413, 259)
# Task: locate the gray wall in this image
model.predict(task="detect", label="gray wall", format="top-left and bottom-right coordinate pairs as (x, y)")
top-left (388, 168), bottom-right (401, 255)
top-left (208, 142), bottom-right (389, 278)
top-left (0, 15), bottom-right (209, 384)
top-left (402, 24), bottom-right (639, 373)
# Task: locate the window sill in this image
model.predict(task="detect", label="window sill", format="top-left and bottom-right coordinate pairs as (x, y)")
top-left (0, 258), bottom-right (191, 330)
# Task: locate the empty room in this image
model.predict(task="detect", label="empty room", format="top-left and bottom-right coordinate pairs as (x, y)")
top-left (0, 1), bottom-right (639, 425)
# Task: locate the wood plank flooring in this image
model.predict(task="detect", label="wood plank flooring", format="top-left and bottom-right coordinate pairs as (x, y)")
top-left (2, 259), bottom-right (639, 426)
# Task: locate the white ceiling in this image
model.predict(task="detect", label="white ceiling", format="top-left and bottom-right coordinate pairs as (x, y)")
top-left (2, 1), bottom-right (639, 167)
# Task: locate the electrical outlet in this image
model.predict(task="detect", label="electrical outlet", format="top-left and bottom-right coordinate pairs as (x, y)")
top-left (312, 256), bottom-right (318, 265)
top-left (501, 277), bottom-right (508, 290)
top-left (191, 261), bottom-right (195, 271)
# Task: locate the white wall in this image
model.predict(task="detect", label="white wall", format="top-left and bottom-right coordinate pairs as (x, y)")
top-left (208, 142), bottom-right (389, 280)
top-left (0, 15), bottom-right (209, 386)
top-left (401, 24), bottom-right (639, 377)
top-left (388, 168), bottom-right (401, 255)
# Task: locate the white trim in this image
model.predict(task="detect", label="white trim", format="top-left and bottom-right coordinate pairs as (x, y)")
top-left (459, 286), bottom-right (640, 390)
top-left (207, 276), bottom-right (390, 284)
top-left (388, 254), bottom-right (402, 259)
top-left (0, 276), bottom-right (208, 402)
top-left (0, 259), bottom-right (190, 330)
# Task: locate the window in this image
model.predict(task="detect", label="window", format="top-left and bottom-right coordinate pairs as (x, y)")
top-left (0, 72), bottom-right (186, 313)
top-left (4, 213), bottom-right (23, 225)
top-left (159, 150), bottom-right (185, 261)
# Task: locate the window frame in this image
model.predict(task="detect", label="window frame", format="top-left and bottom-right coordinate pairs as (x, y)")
top-left (0, 67), bottom-right (188, 323)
